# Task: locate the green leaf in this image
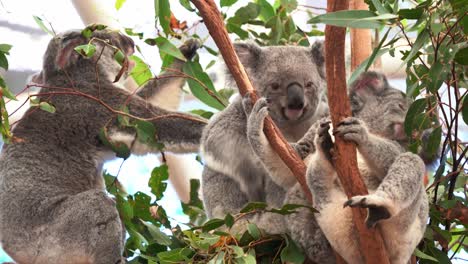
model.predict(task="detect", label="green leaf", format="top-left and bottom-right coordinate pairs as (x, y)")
top-left (0, 53), bottom-right (8, 71)
top-left (404, 98), bottom-right (426, 136)
top-left (257, 0), bottom-right (275, 22)
top-left (74, 44), bottom-right (96, 58)
top-left (462, 95), bottom-right (468, 125)
top-left (129, 55), bottom-right (153, 86)
top-left (179, 0), bottom-right (195, 11)
top-left (201, 218), bottom-right (225, 232)
top-left (426, 126), bottom-right (441, 159)
top-left (39, 102), bottom-right (56, 113)
top-left (240, 202), bottom-right (268, 213)
top-left (115, 0), bottom-right (126, 10)
top-left (33, 16), bottom-right (54, 35)
top-left (183, 60), bottom-right (225, 110)
top-left (398, 8), bottom-right (423, 19)
top-left (348, 48), bottom-right (390, 84)
top-left (226, 22), bottom-right (249, 39)
top-left (155, 0), bottom-right (172, 35)
top-left (229, 3), bottom-right (261, 24)
top-left (370, 0), bottom-right (389, 14)
top-left (402, 29), bottom-right (429, 65)
top-left (116, 195), bottom-right (134, 222)
top-left (133, 191), bottom-right (152, 220)
top-left (365, 28), bottom-right (390, 70)
top-left (224, 213), bottom-right (235, 228)
top-left (280, 0), bottom-right (298, 12)
top-left (280, 237), bottom-right (305, 264)
top-left (140, 220), bottom-right (172, 246)
top-left (154, 37), bottom-right (186, 61)
top-left (454, 46), bottom-right (468, 65)
top-left (0, 83), bottom-right (17, 100)
top-left (148, 164), bottom-right (169, 200)
top-left (247, 223), bottom-right (261, 239)
top-left (308, 10), bottom-right (397, 29)
top-left (0, 44), bottom-right (12, 53)
top-left (157, 248), bottom-right (192, 263)
top-left (413, 248), bottom-right (438, 262)
top-left (221, 0), bottom-right (238, 7)
top-left (98, 127), bottom-right (131, 159)
top-left (133, 119), bottom-right (157, 145)
top-left (268, 203), bottom-right (318, 215)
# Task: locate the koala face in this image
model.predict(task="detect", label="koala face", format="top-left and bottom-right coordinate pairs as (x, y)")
top-left (234, 42), bottom-right (326, 126)
top-left (42, 29), bottom-right (135, 80)
top-left (350, 71), bottom-right (410, 142)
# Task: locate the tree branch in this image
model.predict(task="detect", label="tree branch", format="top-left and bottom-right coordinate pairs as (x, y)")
top-left (189, 0), bottom-right (312, 203)
top-left (325, 0), bottom-right (390, 263)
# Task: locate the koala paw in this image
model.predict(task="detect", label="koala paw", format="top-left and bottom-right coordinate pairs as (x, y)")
top-left (246, 98), bottom-right (269, 148)
top-left (334, 117), bottom-right (368, 145)
top-left (316, 118), bottom-right (334, 162)
top-left (179, 39), bottom-right (201, 60)
top-left (343, 195), bottom-right (392, 228)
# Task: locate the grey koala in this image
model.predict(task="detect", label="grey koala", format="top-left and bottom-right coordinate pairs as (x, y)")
top-left (200, 41), bottom-right (328, 233)
top-left (246, 72), bottom-right (429, 263)
top-left (0, 29), bottom-right (206, 264)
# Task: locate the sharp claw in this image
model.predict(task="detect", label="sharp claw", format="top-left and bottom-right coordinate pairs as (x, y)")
top-left (343, 200), bottom-right (352, 208)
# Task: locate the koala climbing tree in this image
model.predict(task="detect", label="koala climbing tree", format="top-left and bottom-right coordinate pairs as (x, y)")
top-left (0, 29), bottom-right (206, 264)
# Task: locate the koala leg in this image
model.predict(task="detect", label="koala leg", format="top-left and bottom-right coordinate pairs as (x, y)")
top-left (344, 152), bottom-right (426, 228)
top-left (284, 184), bottom-right (335, 264)
top-left (201, 166), bottom-right (248, 219)
top-left (34, 190), bottom-right (124, 264)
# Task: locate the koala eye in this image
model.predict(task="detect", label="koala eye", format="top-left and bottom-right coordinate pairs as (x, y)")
top-left (398, 102), bottom-right (405, 111)
top-left (271, 82), bottom-right (280, 91)
top-left (305, 81), bottom-right (314, 88)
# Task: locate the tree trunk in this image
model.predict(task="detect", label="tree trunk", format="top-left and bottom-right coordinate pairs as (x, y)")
top-left (325, 0), bottom-right (390, 263)
top-left (189, 0), bottom-right (312, 203)
top-left (350, 0), bottom-right (372, 71)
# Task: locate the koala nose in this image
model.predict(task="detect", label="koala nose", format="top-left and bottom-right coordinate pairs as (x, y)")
top-left (287, 82), bottom-right (305, 109)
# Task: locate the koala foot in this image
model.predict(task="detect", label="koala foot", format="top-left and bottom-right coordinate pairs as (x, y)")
top-left (343, 195), bottom-right (392, 228)
top-left (179, 39), bottom-right (201, 60)
top-left (316, 118), bottom-right (334, 162)
top-left (334, 117), bottom-right (368, 145)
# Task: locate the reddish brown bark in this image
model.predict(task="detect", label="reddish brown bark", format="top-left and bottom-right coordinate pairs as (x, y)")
top-left (325, 0), bottom-right (390, 263)
top-left (189, 0), bottom-right (312, 202)
top-left (350, 0), bottom-right (372, 71)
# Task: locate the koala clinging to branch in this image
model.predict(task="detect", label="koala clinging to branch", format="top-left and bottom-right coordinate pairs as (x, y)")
top-left (245, 72), bottom-right (429, 263)
top-left (201, 41), bottom-right (328, 233)
top-left (0, 29), bottom-right (205, 264)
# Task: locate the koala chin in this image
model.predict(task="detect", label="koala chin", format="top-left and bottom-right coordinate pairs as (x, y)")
top-left (200, 41), bottom-right (329, 234)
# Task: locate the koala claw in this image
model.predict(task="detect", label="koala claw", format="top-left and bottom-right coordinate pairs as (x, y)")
top-left (180, 39), bottom-right (201, 60)
top-left (334, 117), bottom-right (367, 144)
top-left (316, 121), bottom-right (334, 162)
top-left (344, 195), bottom-right (392, 228)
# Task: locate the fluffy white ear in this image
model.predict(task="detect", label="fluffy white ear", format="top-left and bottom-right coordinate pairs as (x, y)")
top-left (234, 42), bottom-right (262, 69)
top-left (310, 41), bottom-right (325, 79)
top-left (55, 37), bottom-right (84, 70)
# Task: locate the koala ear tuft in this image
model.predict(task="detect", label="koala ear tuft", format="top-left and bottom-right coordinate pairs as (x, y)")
top-left (234, 42), bottom-right (262, 69)
top-left (55, 35), bottom-right (85, 70)
top-left (349, 71), bottom-right (388, 99)
top-left (310, 41), bottom-right (325, 79)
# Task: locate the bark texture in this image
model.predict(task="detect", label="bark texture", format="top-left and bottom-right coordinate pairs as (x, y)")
top-left (325, 0), bottom-right (390, 263)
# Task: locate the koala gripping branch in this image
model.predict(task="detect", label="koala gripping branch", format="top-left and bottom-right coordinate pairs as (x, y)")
top-left (189, 0), bottom-right (312, 203)
top-left (325, 0), bottom-right (390, 263)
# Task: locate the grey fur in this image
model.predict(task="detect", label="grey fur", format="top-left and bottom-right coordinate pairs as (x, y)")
top-left (306, 72), bottom-right (428, 264)
top-left (200, 41), bottom-right (328, 233)
top-left (0, 30), bottom-right (205, 264)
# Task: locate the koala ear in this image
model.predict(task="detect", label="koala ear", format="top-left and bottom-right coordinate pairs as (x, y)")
top-left (349, 71), bottom-right (388, 99)
top-left (310, 41), bottom-right (325, 79)
top-left (56, 35), bottom-right (85, 70)
top-left (234, 42), bottom-right (262, 69)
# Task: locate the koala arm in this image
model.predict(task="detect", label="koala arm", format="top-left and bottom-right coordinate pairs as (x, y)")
top-left (242, 97), bottom-right (316, 189)
top-left (105, 87), bottom-right (206, 154)
top-left (137, 39), bottom-right (200, 110)
top-left (334, 117), bottom-right (403, 178)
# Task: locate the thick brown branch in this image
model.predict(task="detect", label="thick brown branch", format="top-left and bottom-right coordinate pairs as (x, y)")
top-left (325, 0), bottom-right (390, 263)
top-left (350, 0), bottom-right (372, 71)
top-left (189, 0), bottom-right (312, 202)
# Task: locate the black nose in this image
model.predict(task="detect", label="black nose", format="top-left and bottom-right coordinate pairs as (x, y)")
top-left (287, 83), bottom-right (304, 109)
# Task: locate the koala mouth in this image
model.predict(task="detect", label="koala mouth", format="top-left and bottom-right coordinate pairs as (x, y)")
top-left (283, 107), bottom-right (305, 121)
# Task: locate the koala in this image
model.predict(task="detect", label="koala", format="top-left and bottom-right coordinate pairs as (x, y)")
top-left (245, 72), bottom-right (429, 263)
top-left (0, 29), bottom-right (206, 264)
top-left (200, 41), bottom-right (328, 233)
